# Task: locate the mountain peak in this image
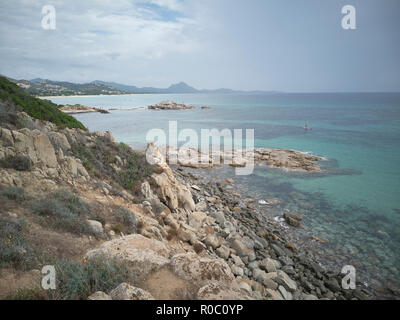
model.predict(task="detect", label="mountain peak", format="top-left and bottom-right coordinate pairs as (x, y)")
top-left (167, 82), bottom-right (198, 93)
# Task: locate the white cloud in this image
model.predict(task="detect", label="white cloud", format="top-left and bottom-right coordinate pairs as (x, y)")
top-left (0, 0), bottom-right (203, 83)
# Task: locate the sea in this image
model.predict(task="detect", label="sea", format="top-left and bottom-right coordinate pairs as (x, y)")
top-left (47, 92), bottom-right (400, 297)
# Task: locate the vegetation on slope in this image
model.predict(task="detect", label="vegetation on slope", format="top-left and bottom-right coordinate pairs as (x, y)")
top-left (0, 76), bottom-right (86, 130)
top-left (71, 137), bottom-right (162, 197)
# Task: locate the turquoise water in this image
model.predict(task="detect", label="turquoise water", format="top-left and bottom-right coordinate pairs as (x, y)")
top-left (49, 93), bottom-right (400, 295)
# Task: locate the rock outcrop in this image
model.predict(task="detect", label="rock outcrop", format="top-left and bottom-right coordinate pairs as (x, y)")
top-left (151, 145), bottom-right (324, 173)
top-left (59, 104), bottom-right (109, 114)
top-left (148, 101), bottom-right (194, 110)
top-left (146, 143), bottom-right (195, 211)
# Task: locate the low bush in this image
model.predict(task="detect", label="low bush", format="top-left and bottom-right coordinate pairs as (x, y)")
top-left (118, 151), bottom-right (159, 194)
top-left (116, 207), bottom-right (137, 234)
top-left (50, 255), bottom-right (128, 300)
top-left (4, 286), bottom-right (48, 300)
top-left (0, 155), bottom-right (32, 171)
top-left (0, 216), bottom-right (36, 270)
top-left (31, 190), bottom-right (94, 235)
top-left (71, 137), bottom-right (161, 197)
top-left (1, 186), bottom-right (29, 202)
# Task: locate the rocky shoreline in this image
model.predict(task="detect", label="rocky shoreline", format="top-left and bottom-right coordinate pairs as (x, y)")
top-left (166, 164), bottom-right (371, 300)
top-left (0, 112), bottom-right (374, 300)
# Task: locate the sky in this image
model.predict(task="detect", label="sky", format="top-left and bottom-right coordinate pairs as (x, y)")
top-left (0, 0), bottom-right (399, 92)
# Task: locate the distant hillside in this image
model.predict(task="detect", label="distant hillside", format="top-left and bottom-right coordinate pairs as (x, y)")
top-left (0, 76), bottom-right (86, 130)
top-left (11, 78), bottom-right (126, 96)
top-left (92, 80), bottom-right (199, 94)
top-left (7, 76), bottom-right (278, 96)
top-left (93, 80), bottom-right (278, 95)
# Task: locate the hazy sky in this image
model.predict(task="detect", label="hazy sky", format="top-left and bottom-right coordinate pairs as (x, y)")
top-left (0, 0), bottom-right (399, 92)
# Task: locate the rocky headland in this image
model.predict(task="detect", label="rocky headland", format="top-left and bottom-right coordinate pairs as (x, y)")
top-left (159, 146), bottom-right (323, 173)
top-left (59, 104), bottom-right (110, 114)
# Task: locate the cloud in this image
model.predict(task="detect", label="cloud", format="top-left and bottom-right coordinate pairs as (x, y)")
top-left (0, 0), bottom-right (202, 82)
top-left (0, 0), bottom-right (399, 91)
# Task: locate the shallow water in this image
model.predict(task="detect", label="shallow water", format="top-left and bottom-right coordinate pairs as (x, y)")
top-left (49, 92), bottom-right (400, 295)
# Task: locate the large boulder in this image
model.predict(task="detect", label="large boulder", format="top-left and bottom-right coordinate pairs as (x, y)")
top-left (109, 283), bottom-right (154, 300)
top-left (170, 253), bottom-right (234, 283)
top-left (86, 219), bottom-right (104, 235)
top-left (48, 132), bottom-right (71, 152)
top-left (283, 212), bottom-right (302, 227)
top-left (230, 238), bottom-right (254, 258)
top-left (85, 235), bottom-right (170, 277)
top-left (32, 131), bottom-right (58, 168)
top-left (88, 291), bottom-right (112, 300)
top-left (152, 171), bottom-right (195, 211)
top-left (146, 143), bottom-right (195, 212)
top-left (197, 282), bottom-right (253, 300)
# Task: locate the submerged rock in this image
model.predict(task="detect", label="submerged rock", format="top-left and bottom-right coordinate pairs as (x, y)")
top-left (283, 212), bottom-right (303, 227)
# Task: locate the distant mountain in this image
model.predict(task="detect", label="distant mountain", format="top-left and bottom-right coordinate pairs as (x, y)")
top-left (167, 82), bottom-right (198, 93)
top-left (92, 80), bottom-right (277, 95)
top-left (4, 75), bottom-right (277, 96)
top-left (92, 80), bottom-right (198, 94)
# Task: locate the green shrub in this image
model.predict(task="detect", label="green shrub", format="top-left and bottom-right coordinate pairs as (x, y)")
top-left (0, 155), bottom-right (32, 171)
top-left (111, 223), bottom-right (124, 234)
top-left (118, 152), bottom-right (158, 194)
top-left (0, 76), bottom-right (86, 130)
top-left (1, 186), bottom-right (29, 202)
top-left (31, 190), bottom-right (94, 235)
top-left (50, 255), bottom-right (128, 300)
top-left (72, 137), bottom-right (160, 197)
top-left (0, 216), bottom-right (35, 270)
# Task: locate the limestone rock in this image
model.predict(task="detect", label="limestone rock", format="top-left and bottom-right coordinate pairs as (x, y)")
top-left (216, 245), bottom-right (230, 260)
top-left (205, 233), bottom-right (221, 249)
top-left (85, 234), bottom-right (170, 277)
top-left (274, 270), bottom-right (297, 292)
top-left (230, 239), bottom-right (253, 258)
top-left (171, 253), bottom-right (234, 283)
top-left (88, 291), bottom-right (112, 300)
top-left (197, 282), bottom-right (253, 300)
top-left (231, 265), bottom-right (244, 277)
top-left (259, 257), bottom-right (280, 273)
top-left (278, 285), bottom-right (293, 300)
top-left (265, 289), bottom-right (284, 300)
top-left (188, 211), bottom-right (207, 229)
top-left (109, 283), bottom-right (154, 300)
top-left (86, 219), bottom-right (104, 235)
top-left (32, 132), bottom-right (58, 168)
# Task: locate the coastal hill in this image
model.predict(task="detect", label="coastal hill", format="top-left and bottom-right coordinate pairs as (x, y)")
top-left (4, 75), bottom-right (279, 96)
top-left (9, 78), bottom-right (126, 97)
top-left (0, 76), bottom-right (368, 300)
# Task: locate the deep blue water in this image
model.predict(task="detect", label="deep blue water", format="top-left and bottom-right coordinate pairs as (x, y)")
top-left (48, 92), bottom-right (400, 295)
